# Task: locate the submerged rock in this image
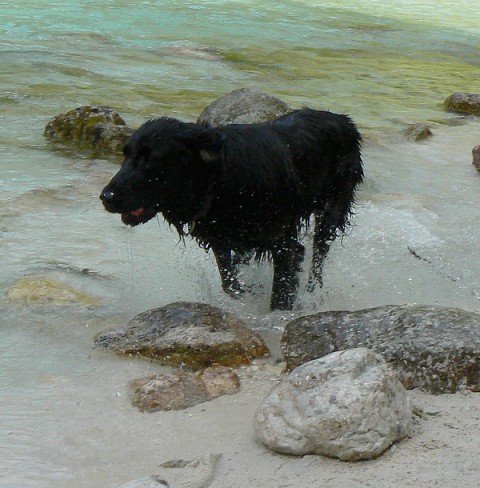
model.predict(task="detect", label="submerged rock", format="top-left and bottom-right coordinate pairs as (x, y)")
top-left (159, 44), bottom-right (225, 61)
top-left (6, 276), bottom-right (100, 306)
top-left (443, 92), bottom-right (480, 117)
top-left (254, 348), bottom-right (411, 461)
top-left (129, 364), bottom-right (240, 412)
top-left (95, 301), bottom-right (269, 369)
top-left (197, 87), bottom-right (291, 126)
top-left (404, 123), bottom-right (433, 141)
top-left (282, 304), bottom-right (480, 393)
top-left (44, 105), bottom-right (133, 158)
top-left (472, 145), bottom-right (480, 172)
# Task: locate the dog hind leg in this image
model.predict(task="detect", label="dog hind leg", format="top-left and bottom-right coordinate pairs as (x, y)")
top-left (270, 239), bottom-right (305, 311)
top-left (306, 209), bottom-right (335, 292)
top-left (307, 182), bottom-right (359, 292)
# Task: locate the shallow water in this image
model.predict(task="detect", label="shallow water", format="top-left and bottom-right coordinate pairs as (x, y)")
top-left (1, 1), bottom-right (480, 485)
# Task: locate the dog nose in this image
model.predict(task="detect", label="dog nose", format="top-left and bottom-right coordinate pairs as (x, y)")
top-left (100, 189), bottom-right (115, 202)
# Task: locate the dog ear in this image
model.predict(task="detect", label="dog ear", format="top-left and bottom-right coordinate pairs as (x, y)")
top-left (199, 147), bottom-right (221, 163)
top-left (195, 131), bottom-right (225, 164)
top-left (180, 125), bottom-right (225, 164)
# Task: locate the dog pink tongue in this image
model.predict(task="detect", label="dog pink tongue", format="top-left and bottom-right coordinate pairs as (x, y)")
top-left (131, 207), bottom-right (144, 217)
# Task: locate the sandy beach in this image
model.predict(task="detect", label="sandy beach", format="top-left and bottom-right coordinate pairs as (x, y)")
top-left (34, 338), bottom-right (476, 488)
top-left (98, 358), bottom-right (480, 488)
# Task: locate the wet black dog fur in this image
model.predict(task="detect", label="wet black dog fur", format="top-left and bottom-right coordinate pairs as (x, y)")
top-left (100, 108), bottom-right (363, 310)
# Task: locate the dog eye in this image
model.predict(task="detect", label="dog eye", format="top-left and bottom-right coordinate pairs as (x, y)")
top-left (144, 162), bottom-right (159, 175)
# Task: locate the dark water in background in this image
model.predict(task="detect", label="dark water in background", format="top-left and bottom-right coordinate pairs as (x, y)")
top-left (1, 1), bottom-right (480, 485)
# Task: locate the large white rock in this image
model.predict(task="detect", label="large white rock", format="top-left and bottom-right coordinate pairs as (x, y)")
top-left (254, 348), bottom-right (412, 461)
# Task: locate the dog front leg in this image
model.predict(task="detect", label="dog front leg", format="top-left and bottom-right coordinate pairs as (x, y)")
top-left (270, 240), bottom-right (304, 311)
top-left (212, 247), bottom-right (244, 297)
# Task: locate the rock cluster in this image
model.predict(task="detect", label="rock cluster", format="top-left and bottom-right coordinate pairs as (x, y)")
top-left (254, 348), bottom-right (411, 460)
top-left (95, 302), bottom-right (269, 411)
top-left (282, 304), bottom-right (480, 393)
top-left (44, 88), bottom-right (290, 160)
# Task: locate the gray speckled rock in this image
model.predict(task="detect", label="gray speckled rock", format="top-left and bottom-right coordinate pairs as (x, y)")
top-left (444, 93), bottom-right (480, 116)
top-left (254, 348), bottom-right (411, 461)
top-left (197, 87), bottom-right (291, 126)
top-left (282, 304), bottom-right (480, 393)
top-left (95, 301), bottom-right (269, 370)
top-left (44, 105), bottom-right (133, 159)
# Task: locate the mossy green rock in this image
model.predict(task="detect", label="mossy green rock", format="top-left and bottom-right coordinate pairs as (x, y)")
top-left (443, 93), bottom-right (480, 116)
top-left (95, 301), bottom-right (269, 370)
top-left (282, 304), bottom-right (480, 394)
top-left (44, 105), bottom-right (133, 158)
top-left (197, 87), bottom-right (291, 126)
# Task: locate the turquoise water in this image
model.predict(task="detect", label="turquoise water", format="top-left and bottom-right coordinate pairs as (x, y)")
top-left (1, 0), bottom-right (478, 196)
top-left (1, 2), bottom-right (480, 486)
top-left (1, 0), bottom-right (479, 133)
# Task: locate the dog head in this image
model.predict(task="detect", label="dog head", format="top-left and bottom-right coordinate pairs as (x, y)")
top-left (100, 118), bottom-right (224, 227)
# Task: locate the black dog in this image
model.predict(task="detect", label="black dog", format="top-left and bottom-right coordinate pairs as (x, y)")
top-left (100, 108), bottom-right (363, 310)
